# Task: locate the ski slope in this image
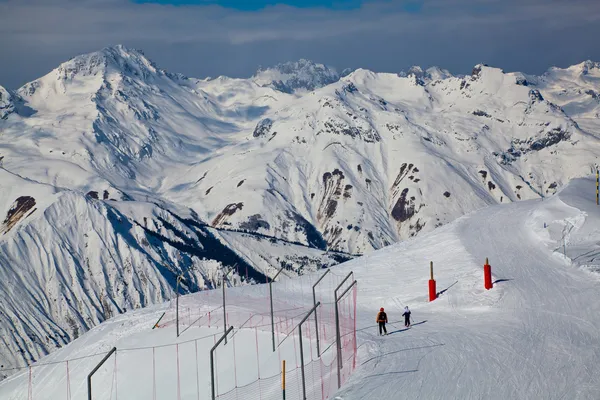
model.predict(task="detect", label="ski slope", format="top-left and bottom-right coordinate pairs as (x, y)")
top-left (335, 176), bottom-right (600, 400)
top-left (2, 177), bottom-right (600, 399)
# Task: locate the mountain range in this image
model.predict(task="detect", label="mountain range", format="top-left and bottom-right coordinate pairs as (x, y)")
top-left (1, 45), bottom-right (599, 376)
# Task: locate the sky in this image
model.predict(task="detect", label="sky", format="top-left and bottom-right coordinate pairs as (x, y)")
top-left (1, 0), bottom-right (600, 89)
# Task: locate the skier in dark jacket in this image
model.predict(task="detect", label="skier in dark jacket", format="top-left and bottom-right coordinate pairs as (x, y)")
top-left (402, 306), bottom-right (411, 327)
top-left (376, 307), bottom-right (388, 335)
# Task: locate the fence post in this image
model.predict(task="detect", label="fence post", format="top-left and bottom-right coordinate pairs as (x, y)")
top-left (312, 269), bottom-right (331, 357)
top-left (222, 268), bottom-right (235, 345)
top-left (298, 302), bottom-right (321, 400)
top-left (87, 347), bottom-right (117, 400)
top-left (176, 275), bottom-right (183, 337)
top-left (334, 271), bottom-right (354, 389)
top-left (223, 276), bottom-right (227, 344)
top-left (282, 360), bottom-right (286, 400)
top-left (210, 326), bottom-right (234, 400)
top-left (270, 266), bottom-right (285, 352)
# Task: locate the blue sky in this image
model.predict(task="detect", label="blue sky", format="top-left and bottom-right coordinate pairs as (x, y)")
top-left (134, 0), bottom-right (424, 12)
top-left (134, 0), bottom-right (370, 10)
top-left (0, 0), bottom-right (599, 89)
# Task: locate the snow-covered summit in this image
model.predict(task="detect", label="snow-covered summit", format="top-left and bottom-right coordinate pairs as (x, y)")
top-left (397, 65), bottom-right (453, 82)
top-left (14, 45), bottom-right (170, 118)
top-left (253, 58), bottom-right (340, 93)
top-left (522, 60), bottom-right (600, 129)
top-left (18, 45), bottom-right (160, 97)
top-left (557, 60), bottom-right (600, 77)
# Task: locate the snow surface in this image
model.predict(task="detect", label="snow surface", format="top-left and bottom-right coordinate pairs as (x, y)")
top-left (2, 176), bottom-right (600, 399)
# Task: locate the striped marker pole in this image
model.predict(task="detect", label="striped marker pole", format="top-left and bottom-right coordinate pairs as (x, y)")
top-left (596, 169), bottom-right (599, 206)
top-left (282, 360), bottom-right (286, 400)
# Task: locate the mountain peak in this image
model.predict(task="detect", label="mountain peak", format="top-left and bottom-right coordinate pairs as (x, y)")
top-left (17, 45), bottom-right (164, 102)
top-left (571, 60), bottom-right (600, 75)
top-left (62, 45), bottom-right (159, 81)
top-left (253, 59), bottom-right (340, 93)
top-left (397, 65), bottom-right (453, 82)
top-left (545, 60), bottom-right (600, 78)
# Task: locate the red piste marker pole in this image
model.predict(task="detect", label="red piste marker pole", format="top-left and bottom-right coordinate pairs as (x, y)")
top-left (484, 258), bottom-right (493, 290)
top-left (428, 261), bottom-right (437, 301)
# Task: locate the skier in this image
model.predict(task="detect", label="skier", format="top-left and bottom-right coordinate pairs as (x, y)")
top-left (376, 307), bottom-right (388, 336)
top-left (402, 306), bottom-right (411, 328)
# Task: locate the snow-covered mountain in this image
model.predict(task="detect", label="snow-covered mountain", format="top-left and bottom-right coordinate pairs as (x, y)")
top-left (1, 45), bottom-right (600, 376)
top-left (253, 59), bottom-right (340, 93)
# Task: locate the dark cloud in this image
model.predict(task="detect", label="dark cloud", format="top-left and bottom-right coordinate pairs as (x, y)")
top-left (1, 0), bottom-right (599, 88)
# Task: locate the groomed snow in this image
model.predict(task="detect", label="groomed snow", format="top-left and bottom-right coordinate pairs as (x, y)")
top-left (2, 176), bottom-right (600, 399)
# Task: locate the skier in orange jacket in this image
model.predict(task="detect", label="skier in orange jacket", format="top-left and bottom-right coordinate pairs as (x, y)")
top-left (376, 307), bottom-right (388, 336)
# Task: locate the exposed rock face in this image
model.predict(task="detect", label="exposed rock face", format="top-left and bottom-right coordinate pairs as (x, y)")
top-left (1, 196), bottom-right (36, 234)
top-left (253, 118), bottom-right (274, 138)
top-left (0, 86), bottom-right (14, 120)
top-left (212, 202), bottom-right (244, 226)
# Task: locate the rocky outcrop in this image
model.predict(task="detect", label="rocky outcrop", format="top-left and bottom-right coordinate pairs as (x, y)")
top-left (0, 86), bottom-right (14, 119)
top-left (253, 118), bottom-right (274, 138)
top-left (1, 196), bottom-right (36, 234)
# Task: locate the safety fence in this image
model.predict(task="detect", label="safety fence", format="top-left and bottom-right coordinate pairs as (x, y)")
top-left (0, 269), bottom-right (358, 400)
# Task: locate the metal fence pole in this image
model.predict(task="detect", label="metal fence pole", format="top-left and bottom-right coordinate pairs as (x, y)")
top-left (334, 271), bottom-right (354, 389)
top-left (270, 266), bottom-right (285, 352)
top-left (87, 347), bottom-right (117, 400)
top-left (210, 326), bottom-right (234, 400)
top-left (312, 269), bottom-right (330, 357)
top-left (298, 323), bottom-right (305, 398)
top-left (223, 276), bottom-right (227, 345)
top-left (176, 275), bottom-right (184, 337)
top-left (222, 268), bottom-right (235, 345)
top-left (298, 302), bottom-right (321, 400)
top-left (335, 279), bottom-right (357, 388)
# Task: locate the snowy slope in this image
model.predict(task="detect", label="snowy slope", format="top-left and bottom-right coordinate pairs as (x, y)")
top-left (2, 46), bottom-right (600, 379)
top-left (184, 64), bottom-right (599, 253)
top-left (335, 176), bottom-right (600, 400)
top-left (520, 61), bottom-right (600, 135)
top-left (0, 167), bottom-right (345, 376)
top-left (2, 176), bottom-right (600, 399)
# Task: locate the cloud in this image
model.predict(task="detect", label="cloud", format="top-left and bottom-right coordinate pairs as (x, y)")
top-left (0, 0), bottom-right (599, 88)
